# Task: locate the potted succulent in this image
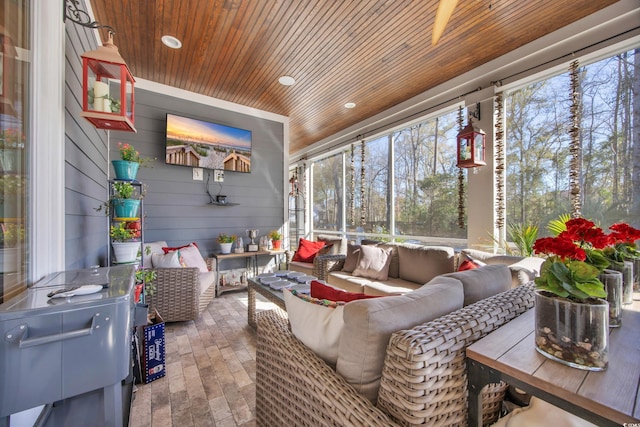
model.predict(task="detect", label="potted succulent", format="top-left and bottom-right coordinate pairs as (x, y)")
top-left (110, 222), bottom-right (140, 263)
top-left (532, 217), bottom-right (640, 370)
top-left (112, 142), bottom-right (155, 181)
top-left (218, 233), bottom-right (236, 254)
top-left (268, 230), bottom-right (282, 249)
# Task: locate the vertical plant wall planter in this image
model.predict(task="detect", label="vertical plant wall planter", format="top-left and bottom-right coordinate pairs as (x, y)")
top-left (113, 199), bottom-right (140, 218)
top-left (112, 160), bottom-right (140, 181)
top-left (534, 290), bottom-right (609, 371)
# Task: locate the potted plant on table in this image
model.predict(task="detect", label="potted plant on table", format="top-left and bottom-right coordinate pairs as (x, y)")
top-left (531, 217), bottom-right (638, 371)
top-left (268, 230), bottom-right (282, 249)
top-left (218, 233), bottom-right (236, 254)
top-left (602, 223), bottom-right (640, 305)
top-left (112, 142), bottom-right (155, 181)
top-left (110, 221), bottom-right (140, 263)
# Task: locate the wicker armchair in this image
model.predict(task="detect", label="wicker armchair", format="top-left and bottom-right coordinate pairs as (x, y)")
top-left (256, 283), bottom-right (535, 426)
top-left (146, 257), bottom-right (216, 322)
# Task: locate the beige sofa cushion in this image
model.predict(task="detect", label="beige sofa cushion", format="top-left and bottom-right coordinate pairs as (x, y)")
top-left (342, 244), bottom-right (361, 273)
top-left (398, 245), bottom-right (456, 285)
top-left (316, 234), bottom-right (348, 255)
top-left (352, 245), bottom-right (393, 280)
top-left (326, 271), bottom-right (367, 293)
top-left (442, 264), bottom-right (512, 306)
top-left (336, 277), bottom-right (464, 402)
top-left (288, 260), bottom-right (314, 276)
top-left (378, 243), bottom-right (399, 278)
top-left (362, 277), bottom-right (422, 296)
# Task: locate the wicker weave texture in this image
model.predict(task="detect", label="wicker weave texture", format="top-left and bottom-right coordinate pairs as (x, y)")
top-left (314, 254), bottom-right (347, 281)
top-left (256, 308), bottom-right (401, 427)
top-left (377, 283), bottom-right (535, 426)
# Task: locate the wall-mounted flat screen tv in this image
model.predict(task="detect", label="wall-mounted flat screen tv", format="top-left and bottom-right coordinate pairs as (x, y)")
top-left (165, 113), bottom-right (252, 173)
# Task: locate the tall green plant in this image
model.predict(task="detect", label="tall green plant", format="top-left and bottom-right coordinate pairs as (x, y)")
top-left (507, 223), bottom-right (539, 256)
top-left (547, 213), bottom-right (571, 236)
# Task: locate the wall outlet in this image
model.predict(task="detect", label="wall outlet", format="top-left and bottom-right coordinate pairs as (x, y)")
top-left (214, 170), bottom-right (225, 182)
top-left (192, 167), bottom-right (203, 181)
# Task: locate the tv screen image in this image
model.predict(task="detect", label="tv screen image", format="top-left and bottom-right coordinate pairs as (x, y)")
top-left (165, 113), bottom-right (252, 173)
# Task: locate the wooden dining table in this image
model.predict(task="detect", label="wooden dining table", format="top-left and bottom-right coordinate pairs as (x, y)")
top-left (466, 297), bottom-right (640, 426)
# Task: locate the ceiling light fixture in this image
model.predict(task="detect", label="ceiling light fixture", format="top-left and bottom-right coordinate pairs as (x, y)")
top-left (344, 102), bottom-right (356, 109)
top-left (278, 75), bottom-right (296, 86)
top-left (161, 35), bottom-right (182, 49)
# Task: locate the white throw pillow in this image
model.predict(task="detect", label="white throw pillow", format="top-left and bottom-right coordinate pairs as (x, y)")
top-left (142, 241), bottom-right (168, 267)
top-left (176, 244), bottom-right (208, 273)
top-left (151, 251), bottom-right (182, 268)
top-left (283, 289), bottom-right (345, 366)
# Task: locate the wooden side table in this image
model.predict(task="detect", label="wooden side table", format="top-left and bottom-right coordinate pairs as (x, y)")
top-left (466, 299), bottom-right (640, 426)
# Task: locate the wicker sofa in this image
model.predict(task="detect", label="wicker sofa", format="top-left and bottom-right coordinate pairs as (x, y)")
top-left (256, 282), bottom-right (535, 426)
top-left (142, 241), bottom-right (217, 322)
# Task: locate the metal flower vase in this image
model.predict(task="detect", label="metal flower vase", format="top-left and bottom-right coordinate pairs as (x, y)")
top-left (112, 160), bottom-right (139, 181)
top-left (534, 290), bottom-right (608, 371)
top-left (598, 270), bottom-right (623, 327)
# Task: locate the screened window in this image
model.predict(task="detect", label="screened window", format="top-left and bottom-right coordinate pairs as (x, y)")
top-left (393, 109), bottom-right (463, 239)
top-left (0, 1), bottom-right (30, 303)
top-left (505, 48), bottom-right (640, 235)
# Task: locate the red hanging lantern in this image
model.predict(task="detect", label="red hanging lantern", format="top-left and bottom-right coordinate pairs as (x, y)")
top-left (80, 32), bottom-right (136, 132)
top-left (456, 117), bottom-right (485, 168)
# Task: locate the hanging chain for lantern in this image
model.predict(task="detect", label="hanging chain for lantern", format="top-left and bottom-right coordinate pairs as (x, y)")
top-left (569, 60), bottom-right (582, 218)
top-left (457, 106), bottom-right (466, 229)
top-left (349, 143), bottom-right (355, 226)
top-left (494, 92), bottom-right (505, 231)
top-left (360, 138), bottom-right (367, 228)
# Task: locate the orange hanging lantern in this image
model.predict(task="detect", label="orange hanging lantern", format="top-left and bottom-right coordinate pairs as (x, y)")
top-left (456, 117), bottom-right (485, 168)
top-left (80, 32), bottom-right (136, 132)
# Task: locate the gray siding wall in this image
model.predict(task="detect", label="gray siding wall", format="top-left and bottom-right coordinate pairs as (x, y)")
top-left (109, 88), bottom-right (285, 260)
top-left (64, 14), bottom-right (285, 269)
top-left (64, 21), bottom-right (109, 270)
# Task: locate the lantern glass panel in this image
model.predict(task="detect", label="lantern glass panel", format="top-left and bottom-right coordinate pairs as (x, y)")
top-left (474, 133), bottom-right (484, 161)
top-left (459, 135), bottom-right (472, 161)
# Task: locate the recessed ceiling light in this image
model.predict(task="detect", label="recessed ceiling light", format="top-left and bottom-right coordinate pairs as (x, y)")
top-left (344, 102), bottom-right (356, 109)
top-left (161, 35), bottom-right (182, 49)
top-left (278, 75), bottom-right (296, 86)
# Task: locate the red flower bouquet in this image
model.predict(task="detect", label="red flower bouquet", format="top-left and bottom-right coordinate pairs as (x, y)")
top-left (533, 218), bottom-right (610, 300)
top-left (604, 223), bottom-right (640, 266)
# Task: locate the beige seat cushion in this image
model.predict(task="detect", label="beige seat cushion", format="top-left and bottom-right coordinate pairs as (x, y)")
top-left (398, 245), bottom-right (456, 285)
top-left (198, 271), bottom-right (217, 295)
top-left (362, 277), bottom-right (422, 296)
top-left (336, 277), bottom-right (464, 402)
top-left (326, 271), bottom-right (367, 293)
top-left (442, 264), bottom-right (512, 306)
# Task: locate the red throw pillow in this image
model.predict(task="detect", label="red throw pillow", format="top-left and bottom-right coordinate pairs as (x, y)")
top-left (458, 259), bottom-right (479, 271)
top-left (162, 242), bottom-right (199, 254)
top-left (310, 280), bottom-right (380, 303)
top-left (292, 238), bottom-right (327, 263)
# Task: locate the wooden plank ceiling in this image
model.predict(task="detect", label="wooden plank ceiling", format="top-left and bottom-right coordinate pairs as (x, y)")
top-left (90, 0), bottom-right (617, 154)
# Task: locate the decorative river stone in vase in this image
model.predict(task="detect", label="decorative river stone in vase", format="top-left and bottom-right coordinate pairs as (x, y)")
top-left (534, 290), bottom-right (608, 371)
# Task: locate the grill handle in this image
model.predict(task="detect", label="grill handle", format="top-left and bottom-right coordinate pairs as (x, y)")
top-left (5, 314), bottom-right (99, 348)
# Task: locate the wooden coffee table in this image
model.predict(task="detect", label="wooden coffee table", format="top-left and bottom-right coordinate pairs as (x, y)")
top-left (466, 298), bottom-right (640, 426)
top-left (247, 277), bottom-right (286, 328)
